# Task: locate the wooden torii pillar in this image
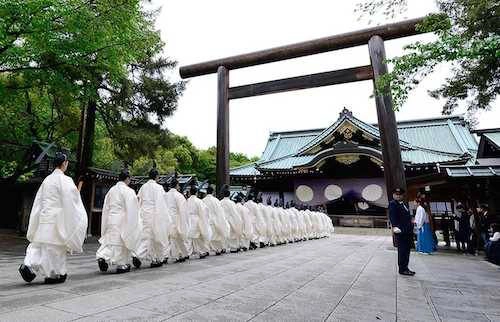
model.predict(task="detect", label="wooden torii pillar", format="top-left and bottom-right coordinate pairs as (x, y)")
top-left (180, 17), bottom-right (426, 198)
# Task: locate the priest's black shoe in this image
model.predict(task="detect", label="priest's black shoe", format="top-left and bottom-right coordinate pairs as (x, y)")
top-left (399, 270), bottom-right (415, 276)
top-left (45, 274), bottom-right (67, 284)
top-left (132, 257), bottom-right (142, 269)
top-left (19, 264), bottom-right (36, 283)
top-left (150, 261), bottom-right (163, 268)
top-left (97, 258), bottom-right (108, 272)
top-left (116, 264), bottom-right (131, 274)
top-left (407, 269), bottom-right (416, 275)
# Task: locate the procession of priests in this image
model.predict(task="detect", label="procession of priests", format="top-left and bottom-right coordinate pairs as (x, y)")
top-left (19, 162), bottom-right (334, 283)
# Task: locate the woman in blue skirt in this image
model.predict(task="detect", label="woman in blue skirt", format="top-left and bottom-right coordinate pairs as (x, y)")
top-left (415, 199), bottom-right (435, 254)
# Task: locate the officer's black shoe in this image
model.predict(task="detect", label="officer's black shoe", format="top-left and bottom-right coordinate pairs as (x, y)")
top-left (259, 242), bottom-right (266, 248)
top-left (97, 258), bottom-right (109, 272)
top-left (132, 257), bottom-right (142, 269)
top-left (399, 270), bottom-right (414, 276)
top-left (221, 249), bottom-right (227, 254)
top-left (44, 274), bottom-right (67, 284)
top-left (150, 261), bottom-right (163, 268)
top-left (19, 264), bottom-right (36, 283)
top-left (199, 252), bottom-right (209, 259)
top-left (162, 257), bottom-right (169, 265)
top-left (116, 264), bottom-right (131, 274)
top-left (241, 247), bottom-right (248, 251)
top-left (230, 249), bottom-right (238, 253)
top-left (215, 251), bottom-right (222, 256)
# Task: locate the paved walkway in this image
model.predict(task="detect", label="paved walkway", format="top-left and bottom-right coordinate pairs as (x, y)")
top-left (0, 233), bottom-right (498, 322)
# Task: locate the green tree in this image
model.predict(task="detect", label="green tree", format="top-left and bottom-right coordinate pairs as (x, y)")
top-left (0, 0), bottom-right (184, 181)
top-left (357, 0), bottom-right (499, 115)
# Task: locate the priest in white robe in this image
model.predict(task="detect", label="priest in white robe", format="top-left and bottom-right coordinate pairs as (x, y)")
top-left (96, 169), bottom-right (141, 273)
top-left (165, 178), bottom-right (191, 262)
top-left (256, 203), bottom-right (269, 247)
top-left (134, 168), bottom-right (171, 268)
top-left (243, 193), bottom-right (267, 249)
top-left (235, 196), bottom-right (254, 251)
top-left (220, 185), bottom-right (243, 253)
top-left (203, 185), bottom-right (230, 255)
top-left (19, 153), bottom-right (88, 284)
top-left (186, 185), bottom-right (212, 258)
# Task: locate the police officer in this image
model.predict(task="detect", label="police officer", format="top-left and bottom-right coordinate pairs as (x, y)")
top-left (389, 188), bottom-right (415, 276)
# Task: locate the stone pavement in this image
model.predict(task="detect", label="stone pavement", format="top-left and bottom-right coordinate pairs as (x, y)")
top-left (0, 232), bottom-right (499, 322)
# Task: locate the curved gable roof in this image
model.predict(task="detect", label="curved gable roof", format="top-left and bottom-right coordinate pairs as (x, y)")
top-left (230, 109), bottom-right (479, 176)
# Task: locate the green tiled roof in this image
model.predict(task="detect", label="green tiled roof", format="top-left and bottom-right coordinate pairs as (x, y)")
top-left (483, 132), bottom-right (500, 149)
top-left (444, 165), bottom-right (499, 177)
top-left (231, 110), bottom-right (478, 177)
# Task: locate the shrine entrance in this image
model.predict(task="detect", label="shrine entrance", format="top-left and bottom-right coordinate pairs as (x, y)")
top-left (179, 17), bottom-right (431, 201)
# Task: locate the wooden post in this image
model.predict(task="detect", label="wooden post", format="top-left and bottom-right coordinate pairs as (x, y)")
top-left (368, 35), bottom-right (407, 201)
top-left (216, 66), bottom-right (230, 196)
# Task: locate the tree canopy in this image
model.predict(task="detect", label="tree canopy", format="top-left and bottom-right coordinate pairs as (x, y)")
top-left (0, 0), bottom-right (185, 181)
top-left (357, 0), bottom-right (499, 117)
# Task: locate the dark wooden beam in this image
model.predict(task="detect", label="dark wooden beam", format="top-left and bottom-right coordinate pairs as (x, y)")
top-left (228, 65), bottom-right (373, 100)
top-left (368, 35), bottom-right (407, 200)
top-left (180, 17), bottom-right (426, 78)
top-left (216, 66), bottom-right (230, 196)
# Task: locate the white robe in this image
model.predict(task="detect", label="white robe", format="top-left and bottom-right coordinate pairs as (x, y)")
top-left (136, 180), bottom-right (171, 263)
top-left (186, 195), bottom-right (212, 255)
top-left (96, 182), bottom-right (141, 266)
top-left (415, 205), bottom-right (429, 230)
top-left (220, 197), bottom-right (243, 250)
top-left (257, 203), bottom-right (270, 243)
top-left (263, 206), bottom-right (276, 244)
top-left (165, 188), bottom-right (191, 258)
top-left (203, 194), bottom-right (230, 251)
top-left (244, 201), bottom-right (267, 244)
top-left (24, 168), bottom-right (88, 277)
top-left (237, 203), bottom-right (254, 249)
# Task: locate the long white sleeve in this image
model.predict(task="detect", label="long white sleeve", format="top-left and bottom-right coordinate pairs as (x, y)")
top-left (415, 206), bottom-right (427, 230)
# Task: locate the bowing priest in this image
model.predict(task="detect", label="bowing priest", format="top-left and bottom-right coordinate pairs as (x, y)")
top-left (19, 152), bottom-right (88, 284)
top-left (96, 169), bottom-right (141, 273)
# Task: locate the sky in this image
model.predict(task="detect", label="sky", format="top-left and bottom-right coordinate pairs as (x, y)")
top-left (154, 0), bottom-right (500, 157)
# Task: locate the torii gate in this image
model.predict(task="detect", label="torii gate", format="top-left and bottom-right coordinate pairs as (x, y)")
top-left (179, 17), bottom-right (428, 200)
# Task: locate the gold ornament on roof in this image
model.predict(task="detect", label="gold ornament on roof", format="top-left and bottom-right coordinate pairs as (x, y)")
top-left (335, 154), bottom-right (360, 165)
top-left (342, 128), bottom-right (353, 141)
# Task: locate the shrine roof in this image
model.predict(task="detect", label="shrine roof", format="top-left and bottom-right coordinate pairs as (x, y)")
top-left (230, 109), bottom-right (478, 176)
